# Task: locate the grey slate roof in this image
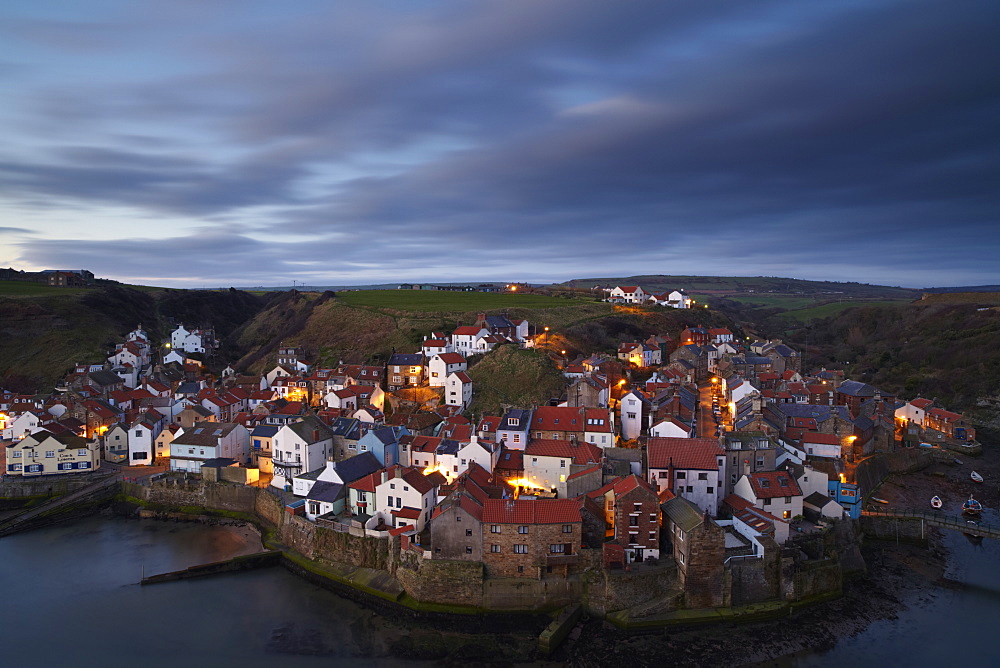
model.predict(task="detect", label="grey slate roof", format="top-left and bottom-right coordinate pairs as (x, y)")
top-left (308, 481), bottom-right (344, 504)
top-left (661, 495), bottom-right (706, 532)
top-left (89, 370), bottom-right (123, 387)
top-left (201, 457), bottom-right (236, 468)
top-left (333, 451), bottom-right (382, 484)
top-left (251, 425), bottom-right (280, 438)
top-left (388, 353), bottom-right (423, 366)
top-left (836, 380), bottom-right (876, 397)
top-left (804, 491), bottom-right (834, 508)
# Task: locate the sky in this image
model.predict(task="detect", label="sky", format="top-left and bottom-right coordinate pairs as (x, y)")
top-left (1, 0), bottom-right (998, 289)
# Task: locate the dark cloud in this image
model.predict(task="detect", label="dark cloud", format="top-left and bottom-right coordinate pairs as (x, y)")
top-left (2, 0), bottom-right (998, 287)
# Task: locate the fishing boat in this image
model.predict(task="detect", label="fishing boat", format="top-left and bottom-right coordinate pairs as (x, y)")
top-left (971, 470), bottom-right (984, 483)
top-left (871, 496), bottom-right (889, 505)
top-left (930, 496), bottom-right (943, 509)
top-left (954, 458), bottom-right (963, 465)
top-left (962, 495), bottom-right (983, 516)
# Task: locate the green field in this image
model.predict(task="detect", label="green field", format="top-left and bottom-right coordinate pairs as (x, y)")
top-left (777, 300), bottom-right (909, 322)
top-left (0, 280), bottom-right (93, 297)
top-left (336, 289), bottom-right (580, 311)
top-left (723, 295), bottom-right (821, 310)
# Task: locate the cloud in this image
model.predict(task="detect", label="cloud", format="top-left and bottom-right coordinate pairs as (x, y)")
top-left (0, 0), bottom-right (998, 287)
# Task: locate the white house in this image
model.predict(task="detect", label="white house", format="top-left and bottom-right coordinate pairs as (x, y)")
top-left (733, 470), bottom-right (804, 522)
top-left (169, 422), bottom-right (250, 473)
top-left (609, 286), bottom-right (648, 304)
top-left (523, 439), bottom-right (603, 498)
top-left (5, 431), bottom-right (100, 476)
top-left (650, 417), bottom-right (692, 439)
top-left (170, 325), bottom-right (214, 354)
top-left (2, 410), bottom-right (43, 441)
top-left (619, 390), bottom-right (649, 441)
top-left (270, 416), bottom-right (334, 490)
top-left (422, 337), bottom-right (452, 358)
top-left (451, 326), bottom-right (490, 356)
top-left (583, 408), bottom-right (615, 448)
top-left (428, 353), bottom-right (467, 387)
top-left (801, 432), bottom-right (842, 459)
top-left (374, 465), bottom-right (446, 531)
top-left (445, 371), bottom-right (473, 409)
top-left (895, 398), bottom-right (931, 427)
top-left (496, 408), bottom-right (532, 450)
top-left (647, 437), bottom-right (726, 516)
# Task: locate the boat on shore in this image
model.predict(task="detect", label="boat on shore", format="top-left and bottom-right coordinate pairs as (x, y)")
top-left (971, 470), bottom-right (984, 483)
top-left (871, 497), bottom-right (889, 505)
top-left (962, 495), bottom-right (983, 516)
top-left (931, 496), bottom-right (943, 509)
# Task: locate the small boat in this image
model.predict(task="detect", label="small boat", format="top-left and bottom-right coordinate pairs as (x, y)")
top-left (954, 458), bottom-right (963, 465)
top-left (871, 497), bottom-right (890, 505)
top-left (931, 496), bottom-right (943, 509)
top-left (971, 471), bottom-right (984, 483)
top-left (963, 495), bottom-right (983, 516)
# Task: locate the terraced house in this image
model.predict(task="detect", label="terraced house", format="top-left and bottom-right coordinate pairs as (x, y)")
top-left (6, 430), bottom-right (100, 476)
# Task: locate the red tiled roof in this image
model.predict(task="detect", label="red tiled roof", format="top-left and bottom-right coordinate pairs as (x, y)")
top-left (532, 406), bottom-right (585, 430)
top-left (451, 371), bottom-right (473, 383)
top-left (423, 339), bottom-right (448, 348)
top-left (453, 326), bottom-right (484, 336)
top-left (525, 439), bottom-right (602, 465)
top-left (909, 398), bottom-right (934, 409)
top-left (349, 471), bottom-right (381, 493)
top-left (495, 448), bottom-right (523, 471)
top-left (746, 471), bottom-right (802, 499)
top-left (481, 498), bottom-right (581, 524)
top-left (928, 407), bottom-right (962, 421)
top-left (801, 432), bottom-right (840, 445)
top-left (436, 352), bottom-right (465, 364)
top-left (391, 507), bottom-right (422, 520)
top-left (647, 437), bottom-right (723, 470)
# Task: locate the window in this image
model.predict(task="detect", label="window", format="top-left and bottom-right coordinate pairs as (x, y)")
top-left (783, 510), bottom-right (792, 519)
top-left (763, 498), bottom-right (772, 506)
top-left (513, 434), bottom-right (521, 443)
top-left (295, 443), bottom-right (300, 450)
top-left (697, 472), bottom-right (708, 481)
top-left (685, 486), bottom-right (694, 493)
top-left (531, 458), bottom-right (537, 466)
top-left (560, 460), bottom-right (566, 468)
top-left (518, 525), bottom-right (529, 534)
top-left (649, 531), bottom-right (657, 541)
top-left (393, 376), bottom-right (402, 384)
top-left (514, 544), bottom-right (528, 554)
top-left (649, 514), bottom-right (657, 522)
top-left (465, 529), bottom-right (472, 537)
top-left (12, 451), bottom-right (20, 458)
top-left (549, 544), bottom-right (565, 554)
top-left (562, 524), bottom-right (572, 533)
top-left (390, 483), bottom-right (395, 489)
top-left (784, 496), bottom-right (792, 504)
top-left (676, 472), bottom-right (686, 479)
top-left (756, 457), bottom-right (764, 467)
top-left (134, 429), bottom-right (142, 437)
top-left (491, 544), bottom-right (501, 553)
top-left (45, 450), bottom-right (55, 458)
top-left (707, 487), bottom-right (714, 493)
top-left (629, 515), bottom-right (639, 526)
top-left (627, 412), bottom-right (636, 419)
top-left (679, 552), bottom-right (685, 565)
top-left (403, 486), bottom-right (409, 492)
top-left (517, 565), bottom-right (524, 573)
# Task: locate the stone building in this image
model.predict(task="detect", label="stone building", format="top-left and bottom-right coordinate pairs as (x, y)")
top-left (480, 498), bottom-right (583, 579)
top-left (661, 495), bottom-right (725, 608)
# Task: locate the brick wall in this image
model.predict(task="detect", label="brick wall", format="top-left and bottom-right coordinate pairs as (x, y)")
top-left (681, 520), bottom-right (725, 608)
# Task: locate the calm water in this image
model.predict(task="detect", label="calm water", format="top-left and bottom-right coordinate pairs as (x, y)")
top-left (0, 516), bottom-right (414, 667)
top-left (4, 513), bottom-right (999, 666)
top-left (804, 508), bottom-right (1000, 667)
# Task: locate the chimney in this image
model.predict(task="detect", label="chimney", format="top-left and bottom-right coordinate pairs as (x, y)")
top-left (394, 466), bottom-right (403, 479)
top-left (381, 470), bottom-right (388, 484)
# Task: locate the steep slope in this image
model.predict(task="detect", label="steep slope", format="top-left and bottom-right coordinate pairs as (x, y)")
top-left (466, 345), bottom-right (567, 417)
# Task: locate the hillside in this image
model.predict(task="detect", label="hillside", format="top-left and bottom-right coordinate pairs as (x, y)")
top-left (466, 346), bottom-right (567, 417)
top-left (786, 299), bottom-right (1000, 433)
top-left (0, 285), bottom-right (270, 391)
top-left (558, 275), bottom-right (919, 299)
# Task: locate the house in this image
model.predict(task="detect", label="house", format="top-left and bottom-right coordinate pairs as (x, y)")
top-left (497, 408), bottom-right (532, 450)
top-left (733, 470), bottom-right (804, 522)
top-left (647, 437), bottom-right (726, 515)
top-left (587, 474), bottom-right (661, 564)
top-left (269, 416), bottom-right (334, 489)
top-left (530, 406), bottom-right (590, 441)
top-left (608, 286), bottom-right (648, 304)
top-left (721, 431), bottom-right (778, 496)
top-left (650, 416), bottom-right (692, 439)
top-left (169, 324), bottom-right (216, 355)
top-left (169, 422), bottom-right (250, 473)
top-left (427, 352), bottom-right (467, 387)
top-left (6, 431), bottom-right (100, 476)
top-left (619, 390), bottom-right (650, 441)
top-left (583, 408), bottom-right (615, 448)
top-left (386, 353), bottom-right (424, 391)
top-left (451, 326), bottom-right (490, 356)
top-left (661, 494), bottom-right (725, 607)
top-left (523, 438), bottom-right (602, 497)
top-left (356, 425), bottom-right (408, 467)
top-left (445, 371), bottom-right (473, 409)
top-left (294, 452), bottom-right (383, 520)
top-left (480, 498), bottom-right (583, 579)
top-left (375, 465), bottom-right (447, 531)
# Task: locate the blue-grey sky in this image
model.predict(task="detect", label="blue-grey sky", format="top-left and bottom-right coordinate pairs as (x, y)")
top-left (1, 1), bottom-right (998, 288)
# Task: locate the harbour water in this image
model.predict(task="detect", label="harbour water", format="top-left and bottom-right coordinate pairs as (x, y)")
top-left (3, 513), bottom-right (999, 666)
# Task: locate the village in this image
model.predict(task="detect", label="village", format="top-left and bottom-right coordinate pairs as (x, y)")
top-left (0, 284), bottom-right (983, 613)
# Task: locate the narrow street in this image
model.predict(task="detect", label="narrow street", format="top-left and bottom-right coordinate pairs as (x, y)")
top-left (696, 381), bottom-right (722, 439)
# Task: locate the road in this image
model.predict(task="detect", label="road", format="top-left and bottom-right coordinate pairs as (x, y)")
top-left (696, 382), bottom-right (722, 439)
